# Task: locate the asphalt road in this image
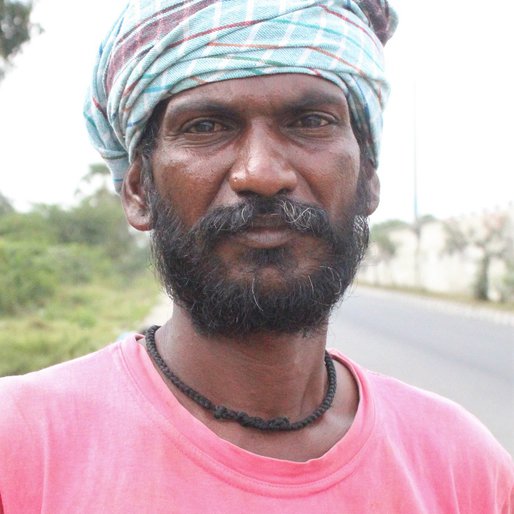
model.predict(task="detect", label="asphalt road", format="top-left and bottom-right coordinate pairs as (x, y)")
top-left (328, 286), bottom-right (514, 456)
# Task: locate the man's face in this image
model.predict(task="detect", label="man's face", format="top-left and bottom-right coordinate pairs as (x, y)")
top-left (135, 74), bottom-right (377, 336)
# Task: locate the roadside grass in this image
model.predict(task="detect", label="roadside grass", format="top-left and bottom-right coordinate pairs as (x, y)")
top-left (0, 272), bottom-right (161, 377)
top-left (357, 281), bottom-right (514, 313)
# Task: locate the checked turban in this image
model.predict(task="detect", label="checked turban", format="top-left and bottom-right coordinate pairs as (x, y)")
top-left (84, 0), bottom-right (397, 192)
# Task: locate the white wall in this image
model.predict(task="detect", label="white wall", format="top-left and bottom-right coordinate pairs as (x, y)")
top-left (359, 205), bottom-right (514, 302)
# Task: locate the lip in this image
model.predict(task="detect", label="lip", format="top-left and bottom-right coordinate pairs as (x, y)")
top-left (248, 214), bottom-right (283, 229)
top-left (233, 226), bottom-right (294, 248)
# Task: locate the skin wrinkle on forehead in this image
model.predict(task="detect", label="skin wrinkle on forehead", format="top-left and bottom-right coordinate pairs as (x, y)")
top-left (160, 90), bottom-right (353, 124)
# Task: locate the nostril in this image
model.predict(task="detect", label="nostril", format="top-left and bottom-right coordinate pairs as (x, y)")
top-left (236, 188), bottom-right (292, 199)
top-left (236, 190), bottom-right (258, 199)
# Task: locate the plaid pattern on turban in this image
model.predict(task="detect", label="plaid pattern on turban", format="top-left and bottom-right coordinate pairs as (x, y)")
top-left (84, 0), bottom-right (397, 192)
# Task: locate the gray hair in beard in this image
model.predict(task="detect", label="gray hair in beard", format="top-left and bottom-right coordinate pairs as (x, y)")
top-left (141, 156), bottom-right (370, 338)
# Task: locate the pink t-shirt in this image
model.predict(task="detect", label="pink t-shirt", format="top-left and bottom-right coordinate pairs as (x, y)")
top-left (0, 335), bottom-right (512, 513)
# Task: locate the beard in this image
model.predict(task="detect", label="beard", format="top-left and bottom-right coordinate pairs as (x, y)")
top-left (147, 177), bottom-right (370, 338)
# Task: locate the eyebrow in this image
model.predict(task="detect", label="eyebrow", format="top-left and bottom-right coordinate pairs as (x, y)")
top-left (278, 91), bottom-right (348, 115)
top-left (164, 100), bottom-right (232, 118)
top-left (164, 90), bottom-right (348, 119)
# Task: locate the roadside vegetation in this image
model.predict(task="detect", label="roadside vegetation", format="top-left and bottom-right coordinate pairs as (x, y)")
top-left (0, 166), bottom-right (160, 377)
top-left (1, 0), bottom-right (41, 81)
top-left (365, 214), bottom-right (514, 306)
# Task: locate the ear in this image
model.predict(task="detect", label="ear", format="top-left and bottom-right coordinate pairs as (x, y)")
top-left (364, 165), bottom-right (380, 216)
top-left (121, 156), bottom-right (153, 231)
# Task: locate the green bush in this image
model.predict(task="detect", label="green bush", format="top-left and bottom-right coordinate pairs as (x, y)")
top-left (0, 239), bottom-right (121, 314)
top-left (46, 244), bottom-right (111, 284)
top-left (0, 176), bottom-right (159, 375)
top-left (0, 211), bottom-right (58, 244)
top-left (0, 275), bottom-right (160, 376)
top-left (0, 240), bottom-right (59, 314)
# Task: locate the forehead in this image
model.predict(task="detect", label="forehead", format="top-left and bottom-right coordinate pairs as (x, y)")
top-left (161, 74), bottom-right (349, 117)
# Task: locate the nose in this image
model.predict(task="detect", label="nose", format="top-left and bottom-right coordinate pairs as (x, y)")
top-left (228, 124), bottom-right (298, 197)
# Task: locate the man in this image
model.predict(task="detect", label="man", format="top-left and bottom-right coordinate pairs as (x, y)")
top-left (1, 1), bottom-right (512, 512)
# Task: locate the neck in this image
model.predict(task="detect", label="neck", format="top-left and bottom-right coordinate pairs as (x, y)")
top-left (147, 304), bottom-right (360, 461)
top-left (154, 305), bottom-right (330, 423)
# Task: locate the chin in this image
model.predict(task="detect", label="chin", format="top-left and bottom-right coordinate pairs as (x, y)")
top-left (223, 245), bottom-right (325, 290)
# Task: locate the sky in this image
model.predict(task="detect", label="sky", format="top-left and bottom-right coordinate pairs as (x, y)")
top-left (0, 0), bottom-right (513, 223)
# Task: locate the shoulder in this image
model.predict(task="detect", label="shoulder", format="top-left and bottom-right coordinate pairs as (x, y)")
top-left (370, 370), bottom-right (514, 509)
top-left (0, 341), bottom-right (126, 435)
top-left (365, 367), bottom-right (502, 448)
top-left (0, 342), bottom-right (120, 393)
top-left (0, 339), bottom-right (137, 480)
top-left (334, 350), bottom-right (502, 444)
top-left (331, 351), bottom-right (514, 496)
top-left (0, 343), bottom-right (105, 465)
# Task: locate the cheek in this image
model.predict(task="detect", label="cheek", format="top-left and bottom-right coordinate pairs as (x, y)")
top-left (296, 140), bottom-right (361, 220)
top-left (151, 150), bottom-right (230, 227)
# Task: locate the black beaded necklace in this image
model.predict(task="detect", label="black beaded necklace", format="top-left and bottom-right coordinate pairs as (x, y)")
top-left (145, 325), bottom-right (337, 432)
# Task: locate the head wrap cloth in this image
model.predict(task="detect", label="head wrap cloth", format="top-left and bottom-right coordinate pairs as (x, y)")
top-left (85, 0), bottom-right (397, 192)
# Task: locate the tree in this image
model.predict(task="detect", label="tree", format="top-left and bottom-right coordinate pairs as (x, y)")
top-left (502, 260), bottom-right (514, 302)
top-left (444, 212), bottom-right (514, 301)
top-left (53, 163), bottom-right (149, 275)
top-left (370, 219), bottom-right (408, 262)
top-left (0, 191), bottom-right (14, 215)
top-left (0, 165), bottom-right (150, 314)
top-left (0, 0), bottom-right (38, 80)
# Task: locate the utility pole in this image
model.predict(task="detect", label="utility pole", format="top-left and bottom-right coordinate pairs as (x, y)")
top-left (411, 5), bottom-right (421, 290)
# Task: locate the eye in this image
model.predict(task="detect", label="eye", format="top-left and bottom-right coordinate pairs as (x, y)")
top-left (184, 120), bottom-right (227, 133)
top-left (291, 114), bottom-right (332, 129)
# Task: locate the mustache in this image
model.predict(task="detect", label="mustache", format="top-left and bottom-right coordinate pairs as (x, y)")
top-left (191, 196), bottom-right (334, 245)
